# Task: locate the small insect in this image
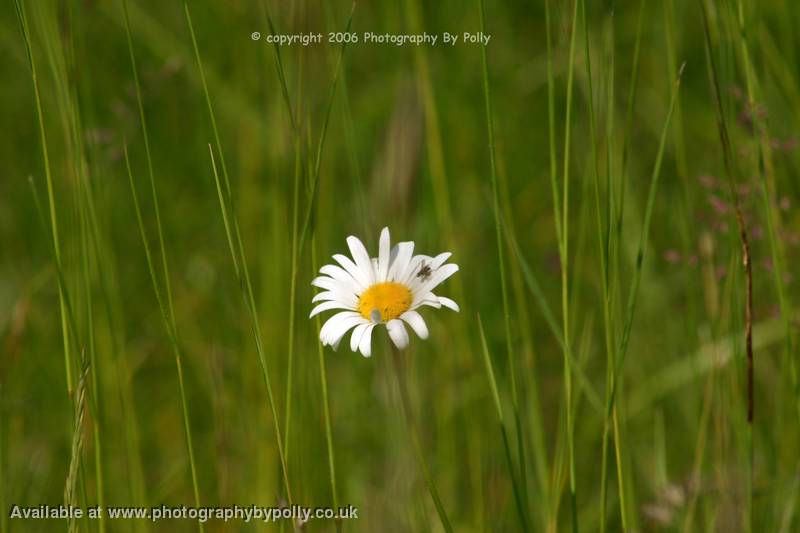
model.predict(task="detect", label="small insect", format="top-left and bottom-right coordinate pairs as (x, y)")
top-left (416, 261), bottom-right (432, 281)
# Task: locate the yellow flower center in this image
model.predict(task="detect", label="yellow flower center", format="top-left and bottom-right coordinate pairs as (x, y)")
top-left (358, 282), bottom-right (412, 321)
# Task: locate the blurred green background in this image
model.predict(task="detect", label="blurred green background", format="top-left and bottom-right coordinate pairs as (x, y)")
top-left (1, 0), bottom-right (799, 531)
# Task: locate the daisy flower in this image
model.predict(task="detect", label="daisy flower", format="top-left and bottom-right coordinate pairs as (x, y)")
top-left (310, 227), bottom-right (460, 357)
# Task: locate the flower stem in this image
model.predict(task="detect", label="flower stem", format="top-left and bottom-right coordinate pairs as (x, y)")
top-left (390, 345), bottom-right (453, 533)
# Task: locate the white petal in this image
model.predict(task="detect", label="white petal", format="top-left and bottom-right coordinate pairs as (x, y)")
top-left (400, 311), bottom-right (429, 339)
top-left (350, 323), bottom-right (369, 352)
top-left (378, 227), bottom-right (391, 281)
top-left (311, 276), bottom-right (355, 294)
top-left (359, 324), bottom-right (377, 357)
top-left (411, 291), bottom-right (443, 311)
top-left (323, 314), bottom-right (365, 346)
top-left (333, 254), bottom-right (370, 289)
top-left (438, 296), bottom-right (460, 312)
top-left (417, 263), bottom-right (459, 293)
top-left (347, 236), bottom-right (375, 286)
top-left (319, 311), bottom-right (356, 340)
top-left (388, 242), bottom-right (414, 281)
top-left (328, 317), bottom-right (366, 347)
top-left (430, 252), bottom-right (452, 270)
top-left (386, 319), bottom-right (410, 350)
top-left (331, 335), bottom-right (344, 351)
top-left (312, 290), bottom-right (358, 307)
top-left (309, 300), bottom-right (354, 318)
top-left (319, 264), bottom-right (363, 294)
top-left (401, 254), bottom-right (430, 285)
top-left (319, 311), bottom-right (360, 345)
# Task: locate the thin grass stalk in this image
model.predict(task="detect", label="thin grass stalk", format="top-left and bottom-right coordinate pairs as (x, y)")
top-left (183, 0), bottom-right (296, 503)
top-left (608, 5), bottom-right (648, 528)
top-left (123, 1), bottom-right (204, 519)
top-left (14, 0), bottom-right (74, 399)
top-left (65, 360), bottom-right (89, 533)
top-left (560, 0), bottom-right (581, 529)
top-left (322, 0), bottom-right (367, 234)
top-left (612, 0), bottom-right (646, 396)
top-left (540, 0), bottom-right (600, 432)
top-left (28, 177), bottom-right (81, 380)
top-left (296, 4), bottom-right (355, 258)
top-left (28, 177), bottom-right (94, 522)
top-left (544, 0), bottom-right (562, 246)
top-left (277, 25), bottom-right (303, 485)
top-left (735, 0), bottom-right (798, 421)
top-left (604, 64), bottom-right (685, 476)
top-left (477, 1), bottom-right (530, 526)
top-left (504, 219), bottom-right (604, 412)
top-left (389, 345), bottom-right (453, 533)
top-left (261, 0), bottom-right (298, 135)
top-left (123, 146), bottom-right (204, 531)
top-left (609, 62), bottom-right (685, 388)
top-left (83, 178), bottom-right (148, 533)
top-left (60, 10), bottom-right (109, 523)
top-left (81, 137), bottom-right (149, 525)
top-left (122, 0), bottom-right (176, 327)
top-left (728, 2), bottom-right (782, 528)
top-left (403, 0), bottom-right (455, 238)
top-left (206, 145), bottom-right (293, 503)
top-left (271, 8), bottom-right (353, 464)
top-left (599, 10), bottom-right (617, 531)
top-left (477, 315), bottom-right (530, 530)
top-left (78, 178), bottom-right (107, 533)
top-left (32, 0), bottom-right (110, 522)
top-left (404, 0), bottom-right (488, 518)
top-left (283, 111), bottom-right (302, 461)
top-left (698, 14), bottom-right (754, 529)
top-left (617, 0), bottom-right (646, 243)
top-left (312, 237), bottom-right (341, 532)
top-left (681, 365), bottom-right (716, 532)
top-left (498, 155), bottom-right (550, 526)
top-left (69, 27), bottom-right (147, 506)
top-left (580, 2), bottom-right (628, 529)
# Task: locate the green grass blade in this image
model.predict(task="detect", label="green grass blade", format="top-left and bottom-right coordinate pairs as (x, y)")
top-left (606, 62), bottom-right (685, 426)
top-left (561, 0), bottom-right (581, 529)
top-left (478, 315), bottom-right (530, 530)
top-left (503, 217), bottom-right (604, 413)
top-left (285, 8), bottom-right (354, 470)
top-left (64, 361), bottom-right (89, 533)
top-left (544, 0), bottom-right (562, 246)
top-left (477, 0), bottom-right (529, 524)
top-left (735, 0), bottom-right (798, 421)
top-left (206, 144), bottom-right (293, 503)
top-left (389, 346), bottom-right (453, 533)
top-left (260, 0), bottom-right (298, 135)
top-left (123, 145), bottom-right (204, 530)
top-left (312, 238), bottom-right (341, 531)
top-left (124, 1), bottom-right (205, 520)
top-left (184, 0), bottom-right (295, 504)
top-left (122, 0), bottom-right (177, 328)
top-left (698, 0), bottom-right (754, 428)
top-left (296, 4), bottom-right (355, 259)
top-left (617, 0), bottom-right (647, 239)
top-left (14, 0), bottom-right (74, 398)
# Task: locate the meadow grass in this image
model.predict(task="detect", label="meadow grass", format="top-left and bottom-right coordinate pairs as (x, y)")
top-left (3, 0), bottom-right (800, 531)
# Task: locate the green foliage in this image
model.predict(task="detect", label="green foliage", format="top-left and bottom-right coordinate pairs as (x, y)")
top-left (2, 0), bottom-right (799, 531)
